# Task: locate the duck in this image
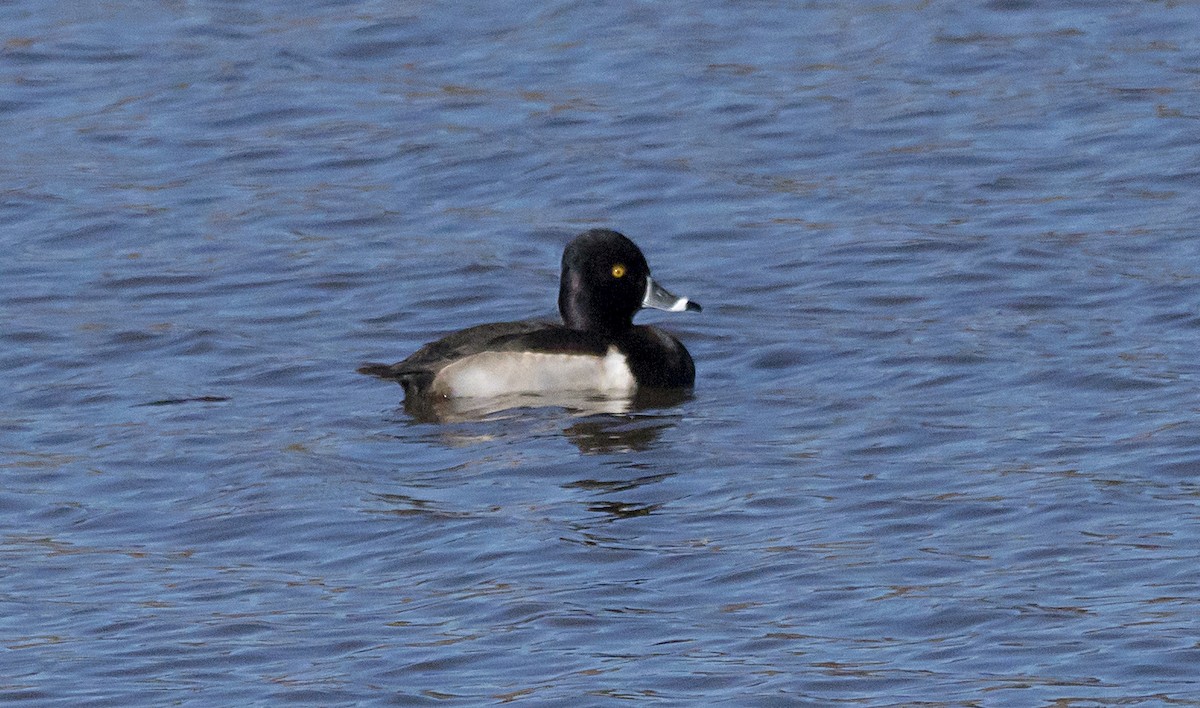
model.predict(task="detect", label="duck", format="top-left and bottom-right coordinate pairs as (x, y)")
top-left (358, 229), bottom-right (701, 405)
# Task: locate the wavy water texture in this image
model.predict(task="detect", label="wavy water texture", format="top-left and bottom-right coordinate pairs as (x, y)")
top-left (3, 0), bottom-right (1200, 704)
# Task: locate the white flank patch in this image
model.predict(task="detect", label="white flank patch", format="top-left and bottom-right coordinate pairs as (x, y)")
top-left (434, 347), bottom-right (636, 398)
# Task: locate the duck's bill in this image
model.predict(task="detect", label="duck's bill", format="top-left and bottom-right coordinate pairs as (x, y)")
top-left (642, 276), bottom-right (702, 313)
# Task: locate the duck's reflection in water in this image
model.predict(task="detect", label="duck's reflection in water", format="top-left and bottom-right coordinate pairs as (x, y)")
top-left (400, 388), bottom-right (692, 454)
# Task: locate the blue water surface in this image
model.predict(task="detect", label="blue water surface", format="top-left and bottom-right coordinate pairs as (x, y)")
top-left (3, 1), bottom-right (1200, 704)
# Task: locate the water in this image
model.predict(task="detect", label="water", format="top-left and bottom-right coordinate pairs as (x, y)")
top-left (4, 1), bottom-right (1200, 704)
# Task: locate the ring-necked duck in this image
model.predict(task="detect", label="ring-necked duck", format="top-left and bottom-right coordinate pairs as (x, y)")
top-left (359, 229), bottom-right (701, 403)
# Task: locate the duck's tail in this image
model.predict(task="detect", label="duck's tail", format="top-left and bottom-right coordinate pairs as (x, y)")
top-left (357, 362), bottom-right (400, 379)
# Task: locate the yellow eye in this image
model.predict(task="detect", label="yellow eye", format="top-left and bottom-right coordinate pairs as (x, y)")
top-left (611, 264), bottom-right (626, 278)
